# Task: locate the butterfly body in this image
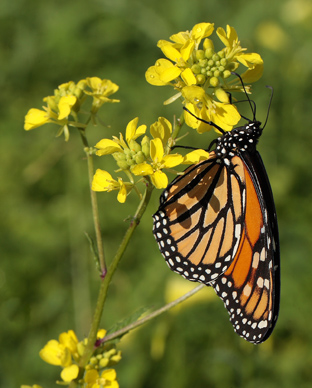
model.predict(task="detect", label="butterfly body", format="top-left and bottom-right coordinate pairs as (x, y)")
top-left (153, 119), bottom-right (280, 344)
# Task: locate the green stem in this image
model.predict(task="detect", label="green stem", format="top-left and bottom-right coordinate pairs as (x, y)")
top-left (101, 284), bottom-right (205, 343)
top-left (79, 128), bottom-right (106, 274)
top-left (79, 179), bottom-right (154, 367)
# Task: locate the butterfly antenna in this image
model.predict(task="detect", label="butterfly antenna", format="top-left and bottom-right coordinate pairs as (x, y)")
top-left (262, 86), bottom-right (274, 129)
top-left (231, 71), bottom-right (256, 121)
top-left (183, 107), bottom-right (226, 134)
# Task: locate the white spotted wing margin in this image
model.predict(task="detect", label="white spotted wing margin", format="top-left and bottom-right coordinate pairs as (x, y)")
top-left (152, 153), bottom-right (247, 285)
top-left (211, 150), bottom-right (280, 344)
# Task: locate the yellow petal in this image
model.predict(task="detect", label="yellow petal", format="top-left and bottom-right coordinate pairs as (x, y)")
top-left (159, 66), bottom-right (182, 83)
top-left (117, 180), bottom-right (127, 203)
top-left (92, 169), bottom-right (113, 191)
top-left (145, 66), bottom-right (167, 86)
top-left (158, 41), bottom-right (183, 62)
top-left (150, 117), bottom-right (172, 145)
top-left (126, 117), bottom-right (146, 143)
top-left (238, 53), bottom-right (264, 83)
top-left (95, 139), bottom-right (122, 155)
top-left (181, 68), bottom-right (197, 86)
top-left (216, 25), bottom-right (238, 47)
top-left (131, 162), bottom-right (154, 176)
top-left (191, 22), bottom-right (214, 42)
top-left (182, 85), bottom-right (206, 104)
top-left (125, 117), bottom-right (139, 143)
top-left (183, 149), bottom-right (210, 164)
top-left (58, 95), bottom-right (77, 120)
top-left (60, 364), bottom-right (79, 382)
top-left (180, 39), bottom-right (195, 61)
top-left (97, 329), bottom-right (107, 339)
top-left (214, 88), bottom-right (230, 103)
top-left (101, 369), bottom-right (117, 382)
top-left (39, 340), bottom-right (63, 366)
top-left (150, 138), bottom-right (164, 162)
top-left (24, 108), bottom-right (51, 130)
top-left (59, 330), bottom-right (78, 354)
top-left (150, 170), bottom-right (168, 189)
top-left (162, 154), bottom-right (184, 168)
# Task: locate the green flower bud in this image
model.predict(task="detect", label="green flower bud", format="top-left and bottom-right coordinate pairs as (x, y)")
top-left (207, 70), bottom-right (213, 77)
top-left (90, 357), bottom-right (98, 365)
top-left (113, 152), bottom-right (126, 161)
top-left (191, 64), bottom-right (202, 74)
top-left (220, 58), bottom-right (227, 66)
top-left (196, 50), bottom-right (205, 60)
top-left (117, 160), bottom-right (130, 170)
top-left (141, 136), bottom-right (150, 158)
top-left (134, 151), bottom-right (146, 164)
top-left (223, 70), bottom-right (231, 79)
top-left (129, 139), bottom-right (141, 152)
top-left (212, 53), bottom-right (220, 62)
top-left (218, 50), bottom-right (225, 58)
top-left (99, 357), bottom-right (109, 368)
top-left (208, 59), bottom-right (214, 67)
top-left (203, 38), bottom-right (214, 50)
top-left (196, 74), bottom-right (206, 84)
top-left (77, 342), bottom-right (86, 356)
top-left (218, 66), bottom-right (225, 72)
top-left (214, 70), bottom-right (220, 77)
top-left (209, 77), bottom-right (219, 87)
top-left (199, 59), bottom-right (208, 67)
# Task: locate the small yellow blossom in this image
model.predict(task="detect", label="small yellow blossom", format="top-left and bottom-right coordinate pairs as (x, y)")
top-left (39, 340), bottom-right (72, 367)
top-left (24, 77), bottom-right (119, 140)
top-left (84, 368), bottom-right (119, 388)
top-left (146, 22), bottom-right (263, 132)
top-left (92, 170), bottom-right (132, 203)
top-left (131, 138), bottom-right (183, 189)
top-left (60, 364), bottom-right (79, 382)
top-left (84, 77), bottom-right (120, 113)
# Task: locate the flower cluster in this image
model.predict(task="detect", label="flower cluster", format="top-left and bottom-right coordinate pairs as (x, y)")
top-left (92, 116), bottom-right (209, 202)
top-left (146, 23), bottom-right (263, 133)
top-left (24, 77), bottom-right (119, 140)
top-left (39, 329), bottom-right (121, 387)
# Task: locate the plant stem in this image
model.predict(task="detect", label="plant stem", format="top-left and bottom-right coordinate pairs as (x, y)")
top-left (79, 128), bottom-right (106, 275)
top-left (101, 284), bottom-right (206, 344)
top-left (79, 179), bottom-right (154, 367)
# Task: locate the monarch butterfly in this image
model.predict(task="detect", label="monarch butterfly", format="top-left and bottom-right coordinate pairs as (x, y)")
top-left (152, 89), bottom-right (280, 344)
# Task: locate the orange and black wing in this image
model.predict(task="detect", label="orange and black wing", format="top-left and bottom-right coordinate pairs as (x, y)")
top-left (153, 151), bottom-right (279, 344)
top-left (153, 153), bottom-right (246, 284)
top-left (211, 151), bottom-right (279, 343)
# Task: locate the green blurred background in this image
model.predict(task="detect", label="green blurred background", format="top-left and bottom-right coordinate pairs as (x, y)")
top-left (1, 0), bottom-right (312, 387)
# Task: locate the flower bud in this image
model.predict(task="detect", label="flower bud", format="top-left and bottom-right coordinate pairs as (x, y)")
top-left (129, 139), bottom-right (141, 152)
top-left (209, 77), bottom-right (219, 87)
top-left (141, 136), bottom-right (150, 158)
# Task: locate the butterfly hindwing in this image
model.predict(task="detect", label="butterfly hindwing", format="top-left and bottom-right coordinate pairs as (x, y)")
top-left (211, 153), bottom-right (279, 343)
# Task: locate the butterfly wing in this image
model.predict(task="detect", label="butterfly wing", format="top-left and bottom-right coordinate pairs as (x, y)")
top-left (211, 151), bottom-right (280, 343)
top-left (153, 153), bottom-right (247, 284)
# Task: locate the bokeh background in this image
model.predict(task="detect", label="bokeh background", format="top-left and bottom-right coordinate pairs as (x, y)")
top-left (1, 0), bottom-right (312, 387)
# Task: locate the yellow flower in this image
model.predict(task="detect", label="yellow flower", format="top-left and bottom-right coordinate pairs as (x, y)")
top-left (24, 108), bottom-right (54, 130)
top-left (24, 78), bottom-right (119, 140)
top-left (131, 138), bottom-right (184, 189)
top-left (84, 77), bottom-right (120, 113)
top-left (39, 340), bottom-right (72, 367)
top-left (92, 169), bottom-right (132, 203)
top-left (146, 22), bottom-right (263, 132)
top-left (84, 368), bottom-right (119, 388)
top-left (95, 117), bottom-right (148, 170)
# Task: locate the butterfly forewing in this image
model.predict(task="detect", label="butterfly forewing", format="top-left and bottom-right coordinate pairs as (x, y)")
top-left (153, 154), bottom-right (246, 284)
